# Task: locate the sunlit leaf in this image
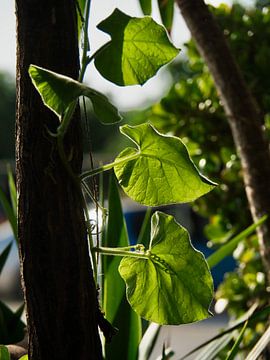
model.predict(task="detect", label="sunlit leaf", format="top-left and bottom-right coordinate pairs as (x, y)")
top-left (29, 65), bottom-right (121, 124)
top-left (114, 123), bottom-right (216, 206)
top-left (94, 9), bottom-right (179, 86)
top-left (119, 212), bottom-right (214, 325)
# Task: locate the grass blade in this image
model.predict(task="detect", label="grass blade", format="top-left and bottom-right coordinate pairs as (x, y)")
top-left (207, 215), bottom-right (267, 269)
top-left (225, 320), bottom-right (248, 360)
top-left (7, 166), bottom-right (17, 216)
top-left (137, 207), bottom-right (152, 247)
top-left (139, 323), bottom-right (161, 360)
top-left (103, 174), bottom-right (141, 360)
top-left (246, 324), bottom-right (270, 360)
top-left (178, 303), bottom-right (268, 360)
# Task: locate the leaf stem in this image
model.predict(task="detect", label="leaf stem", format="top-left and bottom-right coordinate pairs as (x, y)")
top-left (93, 246), bottom-right (149, 260)
top-left (80, 152), bottom-right (140, 180)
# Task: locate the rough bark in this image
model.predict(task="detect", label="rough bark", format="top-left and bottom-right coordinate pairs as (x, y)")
top-left (15, 1), bottom-right (102, 359)
top-left (176, 0), bottom-right (270, 281)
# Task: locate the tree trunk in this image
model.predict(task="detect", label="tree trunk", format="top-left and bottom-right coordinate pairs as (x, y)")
top-left (176, 0), bottom-right (270, 282)
top-left (15, 1), bottom-right (102, 358)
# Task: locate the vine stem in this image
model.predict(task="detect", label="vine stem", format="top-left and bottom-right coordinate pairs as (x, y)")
top-left (79, 0), bottom-right (92, 82)
top-left (93, 246), bottom-right (150, 260)
top-left (80, 152), bottom-right (140, 180)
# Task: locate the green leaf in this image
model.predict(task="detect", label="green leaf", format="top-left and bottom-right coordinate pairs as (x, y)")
top-left (114, 123), bottom-right (216, 206)
top-left (94, 9), bottom-right (179, 86)
top-left (7, 168), bottom-right (16, 218)
top-left (137, 208), bottom-right (152, 247)
top-left (158, 0), bottom-right (174, 32)
top-left (119, 211), bottom-right (214, 325)
top-left (0, 186), bottom-right (17, 242)
top-left (225, 320), bottom-right (248, 360)
top-left (0, 301), bottom-right (25, 344)
top-left (246, 324), bottom-right (270, 360)
top-left (19, 356), bottom-right (28, 360)
top-left (207, 215), bottom-right (268, 269)
top-left (180, 303), bottom-right (259, 360)
top-left (28, 65), bottom-right (121, 124)
top-left (0, 346), bottom-right (10, 360)
top-left (139, 0), bottom-right (152, 15)
top-left (77, 0), bottom-right (86, 36)
top-left (103, 174), bottom-right (141, 360)
top-left (0, 242), bottom-right (12, 276)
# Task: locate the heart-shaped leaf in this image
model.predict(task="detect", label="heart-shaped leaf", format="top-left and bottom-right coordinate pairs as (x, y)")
top-left (119, 211), bottom-right (214, 324)
top-left (94, 9), bottom-right (179, 86)
top-left (114, 123), bottom-right (216, 206)
top-left (29, 65), bottom-right (121, 124)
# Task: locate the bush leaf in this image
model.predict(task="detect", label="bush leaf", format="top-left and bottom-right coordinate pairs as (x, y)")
top-left (119, 211), bottom-right (214, 325)
top-left (94, 9), bottom-right (179, 86)
top-left (29, 65), bottom-right (121, 124)
top-left (114, 123), bottom-right (216, 206)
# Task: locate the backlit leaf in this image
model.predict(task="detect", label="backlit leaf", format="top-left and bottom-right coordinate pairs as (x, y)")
top-left (29, 65), bottom-right (121, 124)
top-left (114, 123), bottom-right (216, 206)
top-left (94, 9), bottom-right (179, 86)
top-left (119, 212), bottom-right (214, 324)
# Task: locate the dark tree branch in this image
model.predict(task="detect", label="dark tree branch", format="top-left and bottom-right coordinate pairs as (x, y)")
top-left (176, 0), bottom-right (270, 281)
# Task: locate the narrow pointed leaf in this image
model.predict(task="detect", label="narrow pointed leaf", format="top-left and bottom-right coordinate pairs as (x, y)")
top-left (7, 166), bottom-right (17, 216)
top-left (225, 320), bottom-right (248, 360)
top-left (0, 346), bottom-right (10, 360)
top-left (119, 212), bottom-right (214, 325)
top-left (207, 215), bottom-right (267, 269)
top-left (77, 0), bottom-right (86, 36)
top-left (158, 0), bottom-right (174, 32)
top-left (138, 323), bottom-right (161, 360)
top-left (29, 65), bottom-right (121, 124)
top-left (0, 242), bottom-right (12, 276)
top-left (0, 186), bottom-right (17, 241)
top-left (139, 0), bottom-right (152, 15)
top-left (104, 175), bottom-right (141, 360)
top-left (19, 356), bottom-right (28, 360)
top-left (94, 9), bottom-right (179, 86)
top-left (246, 324), bottom-right (270, 360)
top-left (114, 123), bottom-right (216, 206)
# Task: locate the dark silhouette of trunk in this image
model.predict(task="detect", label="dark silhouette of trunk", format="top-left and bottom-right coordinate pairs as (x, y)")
top-left (15, 1), bottom-right (102, 358)
top-left (176, 0), bottom-right (270, 282)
